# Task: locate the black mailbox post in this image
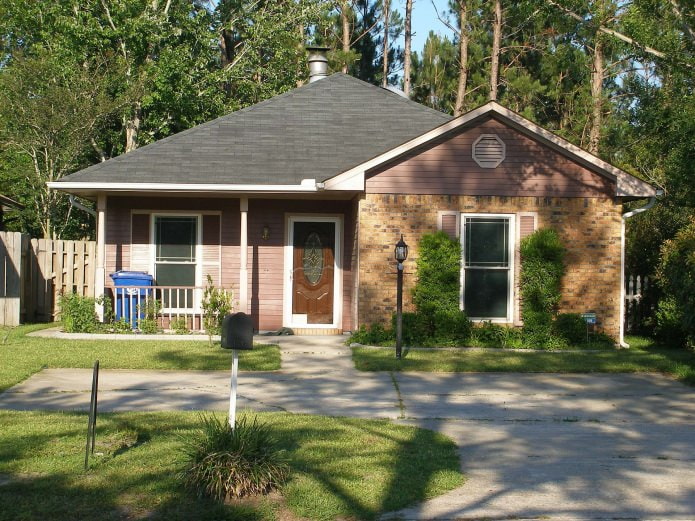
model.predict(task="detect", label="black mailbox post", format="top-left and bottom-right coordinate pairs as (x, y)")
top-left (221, 312), bottom-right (254, 350)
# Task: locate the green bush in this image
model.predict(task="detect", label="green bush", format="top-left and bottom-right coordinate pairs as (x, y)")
top-left (656, 218), bottom-right (695, 347)
top-left (111, 318), bottom-right (133, 334)
top-left (519, 229), bottom-right (567, 346)
top-left (471, 321), bottom-right (506, 347)
top-left (136, 299), bottom-right (161, 334)
top-left (170, 316), bottom-right (190, 335)
top-left (520, 229), bottom-right (565, 315)
top-left (412, 231), bottom-right (461, 321)
top-left (350, 322), bottom-right (394, 345)
top-left (202, 274), bottom-right (234, 345)
top-left (180, 414), bottom-right (289, 501)
top-left (59, 293), bottom-right (98, 333)
top-left (554, 313), bottom-right (587, 344)
top-left (653, 297), bottom-right (687, 346)
top-left (398, 312), bottom-right (427, 345)
top-left (433, 309), bottom-right (472, 345)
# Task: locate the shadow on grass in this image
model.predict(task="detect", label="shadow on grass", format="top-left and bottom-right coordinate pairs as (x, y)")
top-left (0, 411), bottom-right (462, 521)
top-left (273, 416), bottom-right (461, 520)
top-left (153, 344), bottom-right (281, 371)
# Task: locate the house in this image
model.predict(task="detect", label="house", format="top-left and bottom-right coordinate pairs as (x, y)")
top-left (0, 194), bottom-right (24, 231)
top-left (49, 55), bottom-right (656, 343)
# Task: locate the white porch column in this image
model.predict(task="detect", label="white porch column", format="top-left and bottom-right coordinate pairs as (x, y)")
top-left (239, 197), bottom-right (249, 313)
top-left (95, 194), bottom-right (106, 321)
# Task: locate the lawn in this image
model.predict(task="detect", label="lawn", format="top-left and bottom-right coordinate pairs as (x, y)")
top-left (352, 336), bottom-right (695, 385)
top-left (0, 324), bottom-right (281, 391)
top-left (0, 410), bottom-right (463, 521)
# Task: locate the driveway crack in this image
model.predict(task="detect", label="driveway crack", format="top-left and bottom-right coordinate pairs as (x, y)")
top-left (389, 372), bottom-right (406, 419)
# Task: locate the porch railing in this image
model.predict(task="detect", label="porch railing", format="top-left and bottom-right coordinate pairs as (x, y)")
top-left (110, 285), bottom-right (206, 331)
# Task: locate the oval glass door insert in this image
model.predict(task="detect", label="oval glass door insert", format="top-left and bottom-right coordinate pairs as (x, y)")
top-left (303, 232), bottom-right (324, 285)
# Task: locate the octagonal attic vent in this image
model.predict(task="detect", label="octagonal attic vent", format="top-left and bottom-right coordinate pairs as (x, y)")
top-left (472, 134), bottom-right (506, 168)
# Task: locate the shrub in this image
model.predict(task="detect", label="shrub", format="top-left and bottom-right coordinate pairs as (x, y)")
top-left (202, 274), bottom-right (234, 345)
top-left (111, 318), bottom-right (133, 334)
top-left (412, 231), bottom-right (461, 322)
top-left (171, 316), bottom-right (190, 335)
top-left (554, 313), bottom-right (587, 344)
top-left (350, 322), bottom-right (393, 345)
top-left (653, 297), bottom-right (687, 346)
top-left (520, 229), bottom-right (567, 346)
top-left (433, 309), bottom-right (472, 345)
top-left (471, 321), bottom-right (506, 347)
top-left (136, 299), bottom-right (161, 334)
top-left (656, 218), bottom-right (695, 347)
top-left (398, 312), bottom-right (426, 345)
top-left (520, 229), bottom-right (565, 315)
top-left (180, 414), bottom-right (289, 501)
top-left (59, 293), bottom-right (98, 333)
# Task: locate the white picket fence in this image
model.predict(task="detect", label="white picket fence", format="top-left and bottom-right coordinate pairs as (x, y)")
top-left (624, 274), bottom-right (654, 334)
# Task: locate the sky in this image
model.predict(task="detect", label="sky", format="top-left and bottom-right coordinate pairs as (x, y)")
top-left (403, 0), bottom-right (456, 56)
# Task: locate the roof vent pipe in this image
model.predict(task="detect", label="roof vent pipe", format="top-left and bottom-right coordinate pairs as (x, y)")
top-left (307, 46), bottom-right (330, 83)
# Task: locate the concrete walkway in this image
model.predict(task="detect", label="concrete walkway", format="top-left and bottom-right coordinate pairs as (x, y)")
top-left (2, 335), bottom-right (695, 520)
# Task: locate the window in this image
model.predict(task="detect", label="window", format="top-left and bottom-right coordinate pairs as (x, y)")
top-left (461, 214), bottom-right (514, 321)
top-left (154, 215), bottom-right (198, 308)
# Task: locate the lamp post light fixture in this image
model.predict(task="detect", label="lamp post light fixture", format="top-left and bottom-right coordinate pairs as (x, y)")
top-left (394, 235), bottom-right (409, 359)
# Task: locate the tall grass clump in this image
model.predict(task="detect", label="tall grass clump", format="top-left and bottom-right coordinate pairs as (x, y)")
top-left (180, 414), bottom-right (289, 501)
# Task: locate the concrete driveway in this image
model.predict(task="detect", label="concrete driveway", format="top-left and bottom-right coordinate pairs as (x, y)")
top-left (1, 335), bottom-right (694, 519)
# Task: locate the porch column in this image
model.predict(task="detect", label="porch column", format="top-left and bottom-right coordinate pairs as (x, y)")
top-left (239, 197), bottom-right (248, 313)
top-left (95, 194), bottom-right (106, 321)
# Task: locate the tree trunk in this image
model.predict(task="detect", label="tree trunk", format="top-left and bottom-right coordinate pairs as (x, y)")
top-left (403, 0), bottom-right (413, 96)
top-left (489, 0), bottom-right (502, 101)
top-left (454, 0), bottom-right (469, 116)
top-left (125, 101), bottom-right (142, 153)
top-left (588, 38), bottom-right (604, 154)
top-left (382, 0), bottom-right (390, 88)
top-left (341, 0), bottom-right (351, 73)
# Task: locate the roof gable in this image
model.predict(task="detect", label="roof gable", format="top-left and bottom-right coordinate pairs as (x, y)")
top-left (365, 116), bottom-right (616, 197)
top-left (325, 102), bottom-right (656, 198)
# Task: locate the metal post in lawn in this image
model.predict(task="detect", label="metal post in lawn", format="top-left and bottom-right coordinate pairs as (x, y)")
top-left (84, 360), bottom-right (99, 470)
top-left (229, 349), bottom-right (238, 430)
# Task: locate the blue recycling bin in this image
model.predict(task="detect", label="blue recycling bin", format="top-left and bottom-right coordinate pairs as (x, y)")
top-left (110, 271), bottom-right (154, 328)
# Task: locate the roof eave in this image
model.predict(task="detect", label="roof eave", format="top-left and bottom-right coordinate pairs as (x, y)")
top-left (48, 179), bottom-right (326, 196)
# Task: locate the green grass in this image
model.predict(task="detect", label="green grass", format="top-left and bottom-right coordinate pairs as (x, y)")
top-left (0, 410), bottom-right (463, 521)
top-left (352, 335), bottom-right (695, 385)
top-left (0, 324), bottom-right (280, 391)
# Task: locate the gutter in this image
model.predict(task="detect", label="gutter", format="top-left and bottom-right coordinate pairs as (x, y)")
top-left (48, 179), bottom-right (321, 194)
top-left (619, 190), bottom-right (663, 347)
top-left (69, 195), bottom-right (97, 217)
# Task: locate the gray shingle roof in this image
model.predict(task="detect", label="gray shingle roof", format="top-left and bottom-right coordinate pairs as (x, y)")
top-left (58, 74), bottom-right (452, 186)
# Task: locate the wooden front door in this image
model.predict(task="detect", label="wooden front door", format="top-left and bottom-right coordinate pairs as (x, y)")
top-left (292, 221), bottom-right (335, 324)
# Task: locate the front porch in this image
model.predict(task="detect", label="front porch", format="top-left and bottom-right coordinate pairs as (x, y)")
top-left (98, 195), bottom-right (358, 334)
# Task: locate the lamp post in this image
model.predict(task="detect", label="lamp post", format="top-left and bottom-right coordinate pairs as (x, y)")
top-left (394, 235), bottom-right (409, 359)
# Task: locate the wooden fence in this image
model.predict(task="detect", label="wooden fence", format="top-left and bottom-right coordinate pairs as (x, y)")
top-left (0, 231), bottom-right (96, 326)
top-left (624, 274), bottom-right (655, 334)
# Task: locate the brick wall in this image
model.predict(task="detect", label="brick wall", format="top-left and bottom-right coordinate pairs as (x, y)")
top-left (357, 194), bottom-right (623, 339)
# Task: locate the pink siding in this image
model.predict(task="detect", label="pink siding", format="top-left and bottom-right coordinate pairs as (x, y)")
top-left (366, 117), bottom-right (615, 198)
top-left (105, 196), bottom-right (355, 332)
top-left (247, 199), bottom-right (356, 331)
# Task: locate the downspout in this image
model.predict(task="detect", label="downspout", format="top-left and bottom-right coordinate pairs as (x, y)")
top-left (619, 190), bottom-right (662, 347)
top-left (69, 195), bottom-right (97, 217)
